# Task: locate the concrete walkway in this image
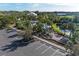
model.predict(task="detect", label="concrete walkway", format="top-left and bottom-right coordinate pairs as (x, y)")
top-left (33, 36), bottom-right (66, 51)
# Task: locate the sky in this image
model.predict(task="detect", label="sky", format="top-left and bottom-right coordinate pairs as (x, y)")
top-left (0, 3), bottom-right (79, 11)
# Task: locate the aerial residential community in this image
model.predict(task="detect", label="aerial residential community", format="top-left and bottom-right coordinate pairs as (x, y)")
top-left (0, 3), bottom-right (79, 56)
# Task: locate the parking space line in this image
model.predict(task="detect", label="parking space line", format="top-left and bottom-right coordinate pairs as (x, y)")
top-left (26, 43), bottom-right (36, 47)
top-left (15, 37), bottom-right (19, 39)
top-left (1, 53), bottom-right (7, 56)
top-left (51, 49), bottom-right (59, 56)
top-left (33, 36), bottom-right (65, 50)
top-left (35, 44), bottom-right (46, 50)
top-left (57, 52), bottom-right (66, 56)
top-left (1, 54), bottom-right (6, 56)
top-left (27, 41), bottom-right (41, 47)
top-left (41, 46), bottom-right (52, 54)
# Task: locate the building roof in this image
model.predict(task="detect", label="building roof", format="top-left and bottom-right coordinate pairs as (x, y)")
top-left (49, 32), bottom-right (68, 44)
top-left (27, 12), bottom-right (37, 16)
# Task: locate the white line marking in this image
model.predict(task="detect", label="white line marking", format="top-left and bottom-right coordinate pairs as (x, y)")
top-left (36, 44), bottom-right (45, 50)
top-left (51, 49), bottom-right (59, 56)
top-left (15, 37), bottom-right (18, 39)
top-left (27, 41), bottom-right (41, 47)
top-left (1, 54), bottom-right (7, 56)
top-left (1, 55), bottom-right (6, 56)
top-left (41, 46), bottom-right (52, 54)
top-left (57, 52), bottom-right (66, 56)
top-left (33, 36), bottom-right (65, 50)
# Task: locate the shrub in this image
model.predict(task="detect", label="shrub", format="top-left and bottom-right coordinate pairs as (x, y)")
top-left (51, 23), bottom-right (64, 35)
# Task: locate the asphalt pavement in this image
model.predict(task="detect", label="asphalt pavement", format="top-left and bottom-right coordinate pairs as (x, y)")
top-left (0, 29), bottom-right (66, 56)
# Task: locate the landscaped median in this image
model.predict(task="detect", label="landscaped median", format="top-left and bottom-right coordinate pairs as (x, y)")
top-left (15, 28), bottom-right (66, 50)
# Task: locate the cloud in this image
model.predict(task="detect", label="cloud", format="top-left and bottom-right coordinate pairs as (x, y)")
top-left (0, 3), bottom-right (79, 11)
top-left (32, 4), bottom-right (40, 7)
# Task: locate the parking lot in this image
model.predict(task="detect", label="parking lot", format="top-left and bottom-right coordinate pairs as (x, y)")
top-left (0, 29), bottom-right (66, 56)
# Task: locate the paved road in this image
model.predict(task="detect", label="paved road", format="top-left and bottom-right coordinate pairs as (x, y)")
top-left (0, 29), bottom-right (66, 56)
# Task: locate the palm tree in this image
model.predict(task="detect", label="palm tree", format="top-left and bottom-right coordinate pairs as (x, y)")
top-left (33, 22), bottom-right (44, 35)
top-left (23, 20), bottom-right (33, 41)
top-left (16, 13), bottom-right (33, 42)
